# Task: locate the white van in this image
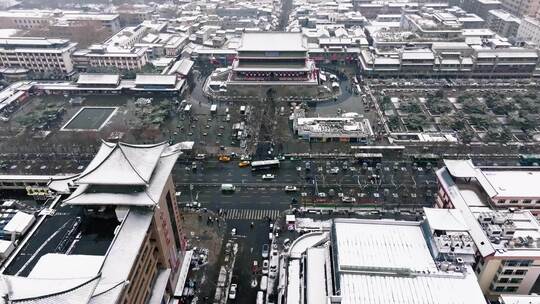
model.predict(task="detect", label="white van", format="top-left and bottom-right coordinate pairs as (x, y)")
top-left (221, 184), bottom-right (236, 192)
top-left (210, 104), bottom-right (217, 114)
top-left (260, 276), bottom-right (268, 291)
top-left (256, 291), bottom-right (264, 304)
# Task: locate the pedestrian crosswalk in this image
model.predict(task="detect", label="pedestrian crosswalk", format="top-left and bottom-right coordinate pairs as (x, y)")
top-left (224, 209), bottom-right (281, 220)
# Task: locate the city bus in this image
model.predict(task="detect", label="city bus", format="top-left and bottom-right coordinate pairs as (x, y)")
top-left (411, 153), bottom-right (440, 167)
top-left (251, 159), bottom-right (280, 171)
top-left (519, 154), bottom-right (540, 166)
top-left (354, 153), bottom-right (383, 166)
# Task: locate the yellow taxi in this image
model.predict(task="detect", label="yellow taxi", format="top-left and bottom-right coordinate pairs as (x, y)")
top-left (238, 161), bottom-right (250, 168)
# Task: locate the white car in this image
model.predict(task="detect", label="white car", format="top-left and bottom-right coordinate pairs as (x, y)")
top-left (262, 174), bottom-right (275, 180)
top-left (284, 186), bottom-right (297, 192)
top-left (262, 260), bottom-right (269, 274)
top-left (262, 244), bottom-right (269, 258)
top-left (329, 167), bottom-right (340, 174)
top-left (317, 192), bottom-right (327, 198)
top-left (342, 196), bottom-right (357, 203)
top-left (229, 284), bottom-right (237, 299)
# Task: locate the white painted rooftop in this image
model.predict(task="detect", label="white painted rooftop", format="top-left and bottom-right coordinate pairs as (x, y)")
top-left (334, 220), bottom-right (437, 273)
top-left (482, 170), bottom-right (540, 198)
top-left (135, 74), bottom-right (177, 86)
top-left (29, 254), bottom-right (103, 279)
top-left (306, 248), bottom-right (327, 304)
top-left (238, 32), bottom-right (306, 52)
top-left (339, 270), bottom-right (486, 304)
top-left (75, 141), bottom-right (166, 186)
top-left (423, 207), bottom-right (469, 231)
top-left (3, 211), bottom-right (34, 234)
top-left (77, 74), bottom-right (120, 86)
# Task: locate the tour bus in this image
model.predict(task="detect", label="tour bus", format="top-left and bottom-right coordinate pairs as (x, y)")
top-left (251, 159), bottom-right (280, 171)
top-left (411, 153), bottom-right (440, 167)
top-left (260, 276), bottom-right (268, 291)
top-left (221, 184), bottom-right (236, 192)
top-left (256, 291), bottom-right (264, 304)
top-left (519, 154), bottom-right (540, 166)
top-left (355, 153), bottom-right (383, 166)
top-left (210, 104), bottom-right (217, 114)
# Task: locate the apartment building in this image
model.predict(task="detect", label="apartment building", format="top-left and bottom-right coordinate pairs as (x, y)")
top-left (486, 9), bottom-right (521, 38)
top-left (460, 0), bottom-right (501, 20)
top-left (74, 45), bottom-right (148, 71)
top-left (501, 0), bottom-right (540, 17)
top-left (114, 4), bottom-right (155, 26)
top-left (72, 25), bottom-right (152, 71)
top-left (0, 10), bottom-right (120, 32)
top-left (0, 10), bottom-right (51, 29)
top-left (57, 13), bottom-right (121, 33)
top-left (518, 16), bottom-right (540, 45)
top-left (435, 159), bottom-right (540, 299)
top-left (0, 141), bottom-right (187, 304)
top-left (0, 37), bottom-right (77, 75)
top-left (359, 45), bottom-right (538, 78)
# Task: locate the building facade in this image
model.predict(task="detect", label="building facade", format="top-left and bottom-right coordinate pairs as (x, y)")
top-left (436, 159), bottom-right (540, 298)
top-left (0, 37), bottom-right (77, 75)
top-left (501, 0), bottom-right (540, 16)
top-left (486, 9), bottom-right (521, 38)
top-left (518, 16), bottom-right (540, 46)
top-left (0, 141), bottom-right (187, 304)
top-left (228, 32), bottom-right (319, 85)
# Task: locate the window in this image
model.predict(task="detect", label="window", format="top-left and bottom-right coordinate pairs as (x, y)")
top-left (506, 260), bottom-right (518, 267)
top-left (498, 199), bottom-right (506, 204)
top-left (165, 191), bottom-right (181, 250)
top-left (506, 287), bottom-right (518, 292)
top-left (523, 200), bottom-right (532, 204)
top-left (519, 260), bottom-right (533, 267)
top-left (503, 269), bottom-right (514, 275)
top-left (510, 200), bottom-right (519, 204)
top-left (494, 286), bottom-right (505, 292)
top-left (515, 269), bottom-right (527, 275)
top-left (510, 278), bottom-right (522, 284)
top-left (498, 278), bottom-right (509, 283)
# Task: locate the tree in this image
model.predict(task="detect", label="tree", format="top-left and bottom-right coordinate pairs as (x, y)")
top-left (468, 114), bottom-right (493, 129)
top-left (381, 96), bottom-right (392, 110)
top-left (388, 116), bottom-right (400, 131)
top-left (486, 128), bottom-right (512, 142)
top-left (440, 114), bottom-right (465, 130)
top-left (428, 98), bottom-right (452, 115)
top-left (405, 114), bottom-right (427, 131)
top-left (462, 99), bottom-right (487, 114)
top-left (401, 101), bottom-right (422, 113)
top-left (459, 129), bottom-right (474, 144)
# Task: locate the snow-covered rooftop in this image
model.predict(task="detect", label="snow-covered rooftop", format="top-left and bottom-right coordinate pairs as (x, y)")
top-left (238, 32), bottom-right (306, 52)
top-left (339, 270), bottom-right (485, 304)
top-left (77, 74), bottom-right (120, 86)
top-left (75, 141), bottom-right (167, 186)
top-left (333, 219), bottom-right (437, 273)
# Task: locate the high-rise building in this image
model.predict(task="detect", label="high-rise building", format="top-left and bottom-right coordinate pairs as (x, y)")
top-left (0, 141), bottom-right (187, 304)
